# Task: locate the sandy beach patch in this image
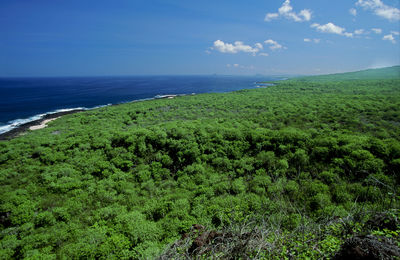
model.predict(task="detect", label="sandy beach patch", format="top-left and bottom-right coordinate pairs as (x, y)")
top-left (29, 117), bottom-right (60, 131)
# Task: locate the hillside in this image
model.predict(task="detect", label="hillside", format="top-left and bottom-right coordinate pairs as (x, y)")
top-left (297, 65), bottom-right (400, 81)
top-left (0, 67), bottom-right (400, 259)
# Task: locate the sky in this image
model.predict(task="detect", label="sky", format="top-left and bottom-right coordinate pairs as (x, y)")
top-left (0, 0), bottom-right (399, 76)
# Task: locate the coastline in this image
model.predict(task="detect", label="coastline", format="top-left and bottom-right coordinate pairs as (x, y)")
top-left (0, 93), bottom-right (197, 141)
top-left (0, 109), bottom-right (84, 140)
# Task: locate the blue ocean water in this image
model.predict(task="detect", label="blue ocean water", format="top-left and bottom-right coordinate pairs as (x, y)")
top-left (0, 75), bottom-right (281, 134)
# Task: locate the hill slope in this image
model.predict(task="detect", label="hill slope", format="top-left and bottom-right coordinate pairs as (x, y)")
top-left (0, 67), bottom-right (399, 259)
top-left (297, 65), bottom-right (400, 81)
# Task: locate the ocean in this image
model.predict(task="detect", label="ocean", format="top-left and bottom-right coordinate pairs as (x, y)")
top-left (0, 75), bottom-right (281, 134)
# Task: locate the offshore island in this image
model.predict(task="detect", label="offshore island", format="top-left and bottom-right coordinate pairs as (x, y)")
top-left (0, 66), bottom-right (400, 259)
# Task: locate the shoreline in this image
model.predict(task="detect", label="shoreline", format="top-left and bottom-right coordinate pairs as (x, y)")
top-left (0, 93), bottom-right (197, 141)
top-left (0, 109), bottom-right (84, 140)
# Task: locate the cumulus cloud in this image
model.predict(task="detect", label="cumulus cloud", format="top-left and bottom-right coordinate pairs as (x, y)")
top-left (264, 39), bottom-right (284, 50)
top-left (356, 0), bottom-right (400, 21)
top-left (211, 40), bottom-right (286, 56)
top-left (391, 31), bottom-right (400, 35)
top-left (371, 28), bottom-right (382, 34)
top-left (350, 8), bottom-right (358, 16)
top-left (383, 34), bottom-right (396, 43)
top-left (311, 22), bottom-right (353, 37)
top-left (304, 38), bottom-right (311, 42)
top-left (212, 40), bottom-right (262, 55)
top-left (265, 0), bottom-right (312, 22)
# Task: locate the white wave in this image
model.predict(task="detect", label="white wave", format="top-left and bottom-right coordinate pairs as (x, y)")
top-left (153, 93), bottom-right (195, 99)
top-left (90, 104), bottom-right (111, 109)
top-left (0, 124), bottom-right (19, 135)
top-left (129, 98), bottom-right (154, 103)
top-left (49, 107), bottom-right (86, 113)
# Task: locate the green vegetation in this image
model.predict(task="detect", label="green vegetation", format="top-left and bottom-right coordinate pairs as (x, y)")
top-left (1, 67), bottom-right (399, 259)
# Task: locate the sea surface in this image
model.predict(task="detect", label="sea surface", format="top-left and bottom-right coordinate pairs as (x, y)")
top-left (0, 75), bottom-right (281, 134)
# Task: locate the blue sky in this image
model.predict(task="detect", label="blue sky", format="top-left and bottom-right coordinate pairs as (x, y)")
top-left (0, 0), bottom-right (399, 76)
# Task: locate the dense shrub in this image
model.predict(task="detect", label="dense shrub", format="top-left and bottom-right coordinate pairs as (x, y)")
top-left (1, 73), bottom-right (399, 258)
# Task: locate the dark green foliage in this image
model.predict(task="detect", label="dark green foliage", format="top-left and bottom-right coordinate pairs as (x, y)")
top-left (1, 67), bottom-right (399, 258)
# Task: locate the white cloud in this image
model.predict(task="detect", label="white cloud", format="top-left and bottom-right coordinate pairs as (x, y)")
top-left (391, 31), bottom-right (400, 35)
top-left (356, 0), bottom-right (379, 9)
top-left (311, 22), bottom-right (353, 37)
top-left (264, 39), bottom-right (283, 50)
top-left (304, 38), bottom-right (320, 43)
top-left (265, 0), bottom-right (312, 22)
top-left (259, 53), bottom-right (269, 56)
top-left (265, 13), bottom-right (279, 21)
top-left (371, 28), bottom-right (382, 34)
top-left (299, 9), bottom-right (312, 21)
top-left (356, 0), bottom-right (400, 21)
top-left (354, 29), bottom-right (365, 35)
top-left (227, 64), bottom-right (256, 70)
top-left (255, 43), bottom-right (263, 50)
top-left (383, 34), bottom-right (396, 43)
top-left (375, 8), bottom-right (400, 21)
top-left (311, 23), bottom-right (342, 34)
top-left (212, 40), bottom-right (262, 55)
top-left (350, 8), bottom-right (357, 16)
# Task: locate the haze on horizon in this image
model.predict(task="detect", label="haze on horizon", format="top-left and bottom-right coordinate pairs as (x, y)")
top-left (1, 0), bottom-right (399, 77)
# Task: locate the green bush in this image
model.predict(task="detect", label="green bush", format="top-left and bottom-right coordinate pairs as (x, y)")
top-left (1, 72), bottom-right (399, 258)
